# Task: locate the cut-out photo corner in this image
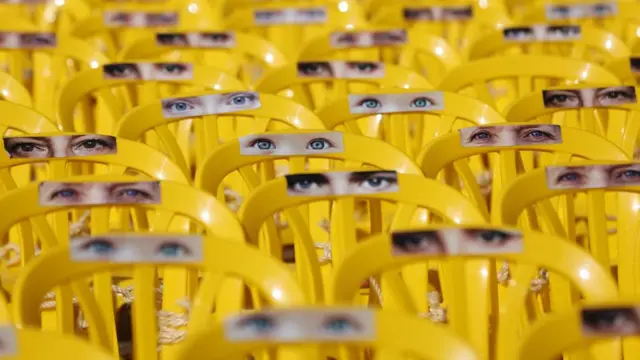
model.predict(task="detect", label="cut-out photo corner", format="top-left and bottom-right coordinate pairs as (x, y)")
top-left (156, 32), bottom-right (236, 48)
top-left (403, 5), bottom-right (473, 22)
top-left (347, 92), bottom-right (444, 114)
top-left (223, 308), bottom-right (375, 342)
top-left (38, 181), bottom-right (161, 206)
top-left (297, 61), bottom-right (385, 79)
top-left (103, 62), bottom-right (194, 80)
top-left (630, 58), bottom-right (640, 74)
top-left (103, 11), bottom-right (178, 28)
top-left (545, 3), bottom-right (617, 20)
top-left (581, 306), bottom-right (640, 337)
top-left (70, 234), bottom-right (203, 263)
top-left (3, 134), bottom-right (117, 159)
top-left (160, 92), bottom-right (261, 119)
top-left (542, 86), bottom-right (637, 108)
top-left (330, 29), bottom-right (408, 48)
top-left (0, 326), bottom-right (17, 356)
top-left (458, 124), bottom-right (562, 147)
top-left (253, 7), bottom-right (327, 25)
top-left (545, 163), bottom-right (640, 190)
top-left (239, 132), bottom-right (344, 156)
top-left (391, 228), bottom-right (524, 256)
top-left (285, 170), bottom-right (398, 197)
top-left (0, 32), bottom-right (56, 49)
top-left (502, 25), bottom-right (581, 42)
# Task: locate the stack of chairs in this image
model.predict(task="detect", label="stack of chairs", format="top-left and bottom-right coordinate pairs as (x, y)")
top-left (0, 0), bottom-right (639, 359)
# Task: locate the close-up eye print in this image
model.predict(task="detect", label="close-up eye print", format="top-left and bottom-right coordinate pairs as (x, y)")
top-left (156, 33), bottom-right (188, 46)
top-left (18, 32), bottom-right (56, 48)
top-left (3, 134), bottom-right (117, 158)
top-left (144, 12), bottom-right (178, 27)
top-left (293, 7), bottom-right (327, 24)
top-left (544, 25), bottom-right (581, 41)
top-left (0, 326), bottom-right (17, 356)
top-left (104, 11), bottom-right (134, 26)
top-left (70, 234), bottom-right (203, 263)
top-left (589, 2), bottom-right (617, 17)
top-left (214, 92), bottom-right (262, 113)
top-left (238, 131), bottom-right (344, 156)
top-left (629, 58), bottom-right (640, 74)
top-left (161, 92), bottom-right (261, 119)
top-left (197, 32), bottom-right (236, 48)
top-left (38, 181), bottom-right (161, 206)
top-left (442, 6), bottom-right (473, 21)
top-left (150, 62), bottom-right (193, 80)
top-left (403, 7), bottom-right (435, 21)
top-left (371, 29), bottom-right (408, 46)
top-left (224, 308), bottom-right (375, 342)
top-left (161, 95), bottom-right (206, 118)
top-left (502, 26), bottom-right (535, 41)
top-left (542, 86), bottom-right (637, 108)
top-left (391, 230), bottom-right (447, 256)
top-left (545, 4), bottom-right (576, 20)
top-left (253, 9), bottom-right (285, 24)
top-left (348, 92), bottom-right (445, 114)
top-left (546, 163), bottom-right (640, 190)
top-left (296, 61), bottom-right (333, 78)
top-left (392, 228), bottom-right (523, 256)
top-left (340, 61), bottom-right (385, 79)
top-left (285, 170), bottom-right (398, 197)
top-left (582, 307), bottom-right (640, 337)
top-left (459, 124), bottom-right (562, 147)
top-left (329, 31), bottom-right (361, 48)
top-left (103, 63), bottom-right (142, 80)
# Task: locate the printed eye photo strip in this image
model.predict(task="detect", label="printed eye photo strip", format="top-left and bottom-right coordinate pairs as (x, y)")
top-left (581, 306), bottom-right (640, 337)
top-left (545, 3), bottom-right (617, 20)
top-left (253, 7), bottom-right (327, 25)
top-left (239, 132), bottom-right (344, 156)
top-left (224, 308), bottom-right (375, 342)
top-left (546, 163), bottom-right (640, 190)
top-left (38, 181), bottom-right (161, 206)
top-left (297, 61), bottom-right (385, 79)
top-left (458, 124), bottom-right (562, 147)
top-left (348, 92), bottom-right (445, 114)
top-left (403, 5), bottom-right (473, 21)
top-left (330, 29), bottom-right (408, 48)
top-left (0, 326), bottom-right (17, 356)
top-left (70, 234), bottom-right (203, 263)
top-left (160, 92), bottom-right (261, 119)
top-left (391, 228), bottom-right (524, 256)
top-left (0, 32), bottom-right (56, 49)
top-left (103, 62), bottom-right (194, 80)
top-left (156, 32), bottom-right (236, 48)
top-left (542, 86), bottom-right (637, 108)
top-left (104, 11), bottom-right (178, 28)
top-left (502, 25), bottom-right (581, 42)
top-left (285, 170), bottom-right (398, 196)
top-left (3, 134), bottom-right (117, 159)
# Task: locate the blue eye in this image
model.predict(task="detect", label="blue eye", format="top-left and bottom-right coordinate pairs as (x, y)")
top-left (157, 243), bottom-right (189, 257)
top-left (85, 240), bottom-right (114, 254)
top-left (410, 97), bottom-right (434, 108)
top-left (559, 172), bottom-right (580, 181)
top-left (307, 139), bottom-right (332, 150)
top-left (239, 314), bottom-right (276, 333)
top-left (358, 98), bottom-right (381, 109)
top-left (323, 316), bottom-right (358, 333)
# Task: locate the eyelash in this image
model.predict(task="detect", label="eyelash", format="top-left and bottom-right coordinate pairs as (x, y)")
top-left (356, 98), bottom-right (381, 109)
top-left (72, 138), bottom-right (113, 151)
top-left (114, 188), bottom-right (153, 200)
top-left (9, 141), bottom-right (47, 153)
top-left (157, 242), bottom-right (191, 256)
top-left (225, 93), bottom-right (257, 106)
top-left (50, 187), bottom-right (80, 200)
top-left (164, 100), bottom-right (196, 113)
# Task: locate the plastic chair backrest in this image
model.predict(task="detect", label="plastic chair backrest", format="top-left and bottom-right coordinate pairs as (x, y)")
top-left (606, 56), bottom-right (640, 85)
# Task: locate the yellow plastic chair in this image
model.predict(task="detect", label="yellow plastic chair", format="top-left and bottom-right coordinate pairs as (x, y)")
top-left (0, 71), bottom-right (33, 108)
top-left (1, 327), bottom-right (118, 360)
top-left (0, 101), bottom-right (58, 134)
top-left (331, 229), bottom-right (619, 360)
top-left (175, 307), bottom-right (480, 360)
top-left (316, 88), bottom-right (506, 159)
top-left (11, 236), bottom-right (306, 360)
top-left (297, 27), bottom-right (462, 85)
top-left (55, 63), bottom-right (247, 134)
top-left (116, 30), bottom-right (288, 84)
top-left (606, 56), bottom-right (640, 86)
top-left (503, 85), bottom-right (640, 158)
top-left (438, 55), bottom-right (621, 113)
top-left (256, 62), bottom-right (432, 111)
top-left (225, 2), bottom-right (368, 60)
top-left (466, 24), bottom-right (630, 65)
top-left (114, 91), bottom-right (325, 177)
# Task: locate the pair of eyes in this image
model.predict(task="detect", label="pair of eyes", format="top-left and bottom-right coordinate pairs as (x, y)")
top-left (237, 314), bottom-right (361, 335)
top-left (356, 97), bottom-right (435, 110)
top-left (21, 35), bottom-right (54, 46)
top-left (583, 310), bottom-right (638, 331)
top-left (48, 187), bottom-right (154, 202)
top-left (467, 128), bottom-right (555, 143)
top-left (555, 168), bottom-right (640, 184)
top-left (545, 90), bottom-right (634, 106)
top-left (80, 239), bottom-right (191, 257)
top-left (106, 63), bottom-right (188, 77)
top-left (247, 137), bottom-right (334, 151)
top-left (8, 138), bottom-right (113, 156)
top-left (163, 93), bottom-right (257, 115)
top-left (298, 62), bottom-right (379, 76)
top-left (288, 173), bottom-right (397, 193)
top-left (393, 230), bottom-right (515, 253)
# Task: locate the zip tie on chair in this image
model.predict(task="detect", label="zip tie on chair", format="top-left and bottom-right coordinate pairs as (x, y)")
top-left (157, 298), bottom-right (191, 345)
top-left (476, 171), bottom-right (492, 196)
top-left (497, 261), bottom-right (511, 285)
top-left (223, 188), bottom-right (243, 213)
top-left (420, 291), bottom-right (447, 323)
top-left (69, 210), bottom-right (91, 237)
top-left (529, 268), bottom-right (549, 293)
top-left (0, 243), bottom-right (21, 267)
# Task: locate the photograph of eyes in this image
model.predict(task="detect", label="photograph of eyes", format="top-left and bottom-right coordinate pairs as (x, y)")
top-left (542, 86), bottom-right (637, 108)
top-left (442, 6), bottom-right (473, 20)
top-left (253, 9), bottom-right (284, 24)
top-left (347, 92), bottom-right (445, 114)
top-left (502, 26), bottom-right (535, 41)
top-left (150, 62), bottom-right (193, 80)
top-left (589, 3), bottom-right (617, 17)
top-left (38, 181), bottom-right (161, 206)
top-left (371, 29), bottom-right (408, 46)
top-left (392, 228), bottom-right (523, 256)
top-left (104, 11), bottom-right (133, 26)
top-left (582, 307), bottom-right (640, 337)
top-left (70, 234), bottom-right (203, 263)
top-left (285, 170), bottom-right (398, 196)
top-left (144, 12), bottom-right (178, 27)
top-left (630, 58), bottom-right (640, 74)
top-left (156, 33), bottom-right (188, 46)
top-left (340, 61), bottom-right (385, 79)
top-left (161, 95), bottom-right (206, 118)
top-left (293, 7), bottom-right (327, 24)
top-left (18, 32), bottom-right (56, 48)
top-left (103, 63), bottom-right (142, 80)
top-left (223, 308), bottom-right (375, 342)
top-left (544, 25), bottom-right (581, 41)
top-left (403, 7), bottom-right (435, 21)
top-left (330, 32), bottom-right (361, 48)
top-left (196, 32), bottom-right (236, 48)
top-left (546, 163), bottom-right (640, 189)
top-left (0, 326), bottom-right (17, 356)
top-left (238, 131), bottom-right (344, 156)
top-left (4, 134), bottom-right (117, 158)
top-left (161, 92), bottom-right (261, 118)
top-left (297, 61), bottom-right (333, 78)
top-left (459, 124), bottom-right (562, 147)
top-left (545, 4), bottom-right (576, 20)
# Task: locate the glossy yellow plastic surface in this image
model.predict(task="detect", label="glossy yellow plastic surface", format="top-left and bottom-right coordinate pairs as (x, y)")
top-left (3, 328), bottom-right (118, 360)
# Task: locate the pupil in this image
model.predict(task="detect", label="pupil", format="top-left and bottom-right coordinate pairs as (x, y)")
top-left (160, 245), bottom-right (179, 256)
top-left (175, 103), bottom-right (187, 110)
top-left (257, 141), bottom-right (270, 149)
top-left (21, 144), bottom-right (34, 151)
top-left (60, 190), bottom-right (75, 197)
top-left (530, 131), bottom-right (542, 137)
top-left (90, 242), bottom-right (112, 253)
top-left (83, 140), bottom-right (97, 148)
top-left (310, 141), bottom-right (324, 149)
top-left (125, 190), bottom-right (139, 196)
top-left (367, 178), bottom-right (382, 186)
top-left (234, 97), bottom-right (246, 104)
